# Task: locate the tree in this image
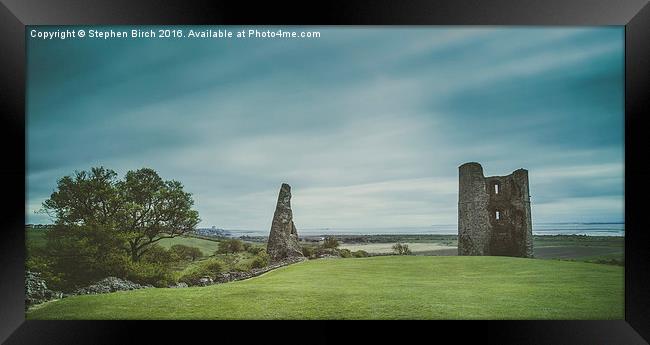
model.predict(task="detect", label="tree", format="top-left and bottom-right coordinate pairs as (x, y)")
top-left (42, 167), bottom-right (121, 227)
top-left (42, 167), bottom-right (200, 262)
top-left (117, 168), bottom-right (200, 261)
top-left (392, 242), bottom-right (412, 255)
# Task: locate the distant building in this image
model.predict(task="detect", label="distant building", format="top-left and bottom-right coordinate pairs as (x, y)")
top-left (194, 227), bottom-right (231, 238)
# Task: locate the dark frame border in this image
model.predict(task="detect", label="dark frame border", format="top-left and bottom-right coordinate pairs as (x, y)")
top-left (1, 0), bottom-right (649, 343)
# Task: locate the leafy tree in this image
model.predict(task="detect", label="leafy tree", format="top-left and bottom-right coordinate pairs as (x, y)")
top-left (41, 167), bottom-right (200, 262)
top-left (392, 242), bottom-right (412, 255)
top-left (41, 167), bottom-right (121, 227)
top-left (322, 236), bottom-right (339, 249)
top-left (115, 168), bottom-right (200, 261)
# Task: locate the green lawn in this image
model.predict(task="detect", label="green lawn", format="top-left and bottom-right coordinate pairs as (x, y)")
top-left (26, 256), bottom-right (623, 320)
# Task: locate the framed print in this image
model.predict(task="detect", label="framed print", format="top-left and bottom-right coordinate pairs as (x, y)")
top-left (1, 0), bottom-right (649, 343)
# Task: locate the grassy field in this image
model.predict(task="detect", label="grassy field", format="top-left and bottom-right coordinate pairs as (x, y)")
top-left (339, 235), bottom-right (624, 264)
top-left (27, 228), bottom-right (623, 264)
top-left (340, 242), bottom-right (453, 254)
top-left (26, 256), bottom-right (623, 320)
top-left (26, 228), bottom-right (223, 257)
top-left (27, 228), bottom-right (623, 261)
top-left (156, 236), bottom-right (221, 256)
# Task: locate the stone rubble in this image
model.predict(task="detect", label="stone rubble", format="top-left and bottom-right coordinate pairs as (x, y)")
top-left (210, 256), bottom-right (306, 285)
top-left (169, 282), bottom-right (189, 288)
top-left (25, 271), bottom-right (63, 309)
top-left (72, 277), bottom-right (152, 295)
top-left (197, 276), bottom-right (214, 286)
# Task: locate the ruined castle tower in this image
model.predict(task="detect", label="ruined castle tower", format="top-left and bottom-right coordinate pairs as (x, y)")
top-left (458, 162), bottom-right (533, 258)
top-left (266, 183), bottom-right (304, 262)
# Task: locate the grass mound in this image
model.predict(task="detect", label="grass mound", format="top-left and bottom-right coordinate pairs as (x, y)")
top-left (26, 256), bottom-right (622, 320)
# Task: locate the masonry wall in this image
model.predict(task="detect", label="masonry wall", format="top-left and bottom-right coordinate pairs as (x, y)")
top-left (458, 162), bottom-right (533, 258)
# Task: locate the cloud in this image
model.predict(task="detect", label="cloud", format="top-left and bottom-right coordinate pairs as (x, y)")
top-left (26, 27), bottom-right (624, 228)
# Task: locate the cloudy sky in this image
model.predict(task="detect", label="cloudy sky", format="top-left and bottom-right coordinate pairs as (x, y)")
top-left (26, 26), bottom-right (624, 230)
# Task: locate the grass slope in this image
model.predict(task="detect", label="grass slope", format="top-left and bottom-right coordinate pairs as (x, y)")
top-left (27, 256), bottom-right (623, 320)
top-left (156, 236), bottom-right (221, 256)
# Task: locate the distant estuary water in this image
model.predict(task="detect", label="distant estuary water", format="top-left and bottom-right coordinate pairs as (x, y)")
top-left (224, 222), bottom-right (625, 238)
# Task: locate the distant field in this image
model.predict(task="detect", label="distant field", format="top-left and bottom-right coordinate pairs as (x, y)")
top-left (340, 242), bottom-right (453, 255)
top-left (27, 229), bottom-right (623, 263)
top-left (27, 229), bottom-right (229, 257)
top-left (533, 236), bottom-right (623, 264)
top-left (339, 235), bottom-right (623, 263)
top-left (27, 256), bottom-right (623, 320)
top-left (157, 236), bottom-right (221, 256)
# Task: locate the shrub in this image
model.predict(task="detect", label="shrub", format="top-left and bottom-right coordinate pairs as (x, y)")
top-left (302, 245), bottom-right (316, 258)
top-left (250, 252), bottom-right (269, 269)
top-left (142, 245), bottom-right (176, 264)
top-left (178, 258), bottom-right (226, 285)
top-left (246, 245), bottom-right (265, 255)
top-left (125, 260), bottom-right (175, 287)
top-left (352, 250), bottom-right (370, 258)
top-left (322, 236), bottom-right (339, 249)
top-left (169, 244), bottom-right (203, 261)
top-left (232, 260), bottom-right (252, 272)
top-left (314, 247), bottom-right (340, 257)
top-left (26, 254), bottom-right (66, 291)
top-left (338, 248), bottom-right (352, 258)
top-left (591, 258), bottom-right (624, 266)
top-left (230, 251), bottom-right (270, 272)
top-left (392, 242), bottom-right (412, 255)
top-left (216, 239), bottom-right (244, 254)
top-left (39, 224), bottom-right (131, 292)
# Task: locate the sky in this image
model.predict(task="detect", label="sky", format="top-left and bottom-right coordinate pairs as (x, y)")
top-left (26, 26), bottom-right (624, 230)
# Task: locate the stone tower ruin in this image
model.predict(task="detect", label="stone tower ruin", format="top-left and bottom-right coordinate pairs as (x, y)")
top-left (458, 162), bottom-right (533, 258)
top-left (266, 183), bottom-right (304, 262)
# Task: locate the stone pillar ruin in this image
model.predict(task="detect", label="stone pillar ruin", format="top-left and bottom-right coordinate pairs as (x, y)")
top-left (266, 183), bottom-right (305, 262)
top-left (458, 162), bottom-right (533, 258)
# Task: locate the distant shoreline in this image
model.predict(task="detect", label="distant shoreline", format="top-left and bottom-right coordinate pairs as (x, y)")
top-left (25, 223), bottom-right (626, 239)
top-left (221, 222), bottom-right (625, 238)
top-left (237, 233), bottom-right (624, 244)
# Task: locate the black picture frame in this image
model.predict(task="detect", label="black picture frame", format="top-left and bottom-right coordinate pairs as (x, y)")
top-left (1, 0), bottom-right (648, 343)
